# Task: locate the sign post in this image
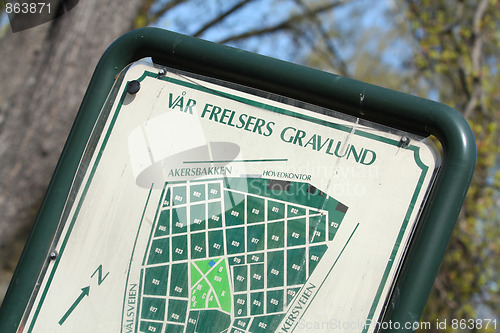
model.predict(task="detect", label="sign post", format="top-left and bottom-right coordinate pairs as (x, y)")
top-left (0, 28), bottom-right (476, 333)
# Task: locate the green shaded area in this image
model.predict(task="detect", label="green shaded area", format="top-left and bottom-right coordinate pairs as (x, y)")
top-left (267, 221), bottom-right (284, 249)
top-left (327, 201), bottom-right (348, 241)
top-left (167, 299), bottom-right (188, 323)
top-left (207, 202), bottom-right (222, 229)
top-left (192, 258), bottom-right (215, 274)
top-left (228, 255), bottom-right (245, 266)
top-left (139, 177), bottom-right (351, 332)
top-left (141, 297), bottom-right (165, 321)
top-left (286, 287), bottom-right (301, 305)
top-left (267, 289), bottom-right (284, 313)
top-left (190, 232), bottom-right (207, 259)
top-left (190, 183), bottom-right (205, 203)
top-left (247, 196), bottom-right (265, 223)
top-left (206, 260), bottom-right (232, 312)
top-left (191, 258), bottom-right (231, 313)
top-left (208, 230), bottom-right (224, 257)
top-left (190, 203), bottom-right (206, 231)
top-left (226, 227), bottom-right (245, 255)
top-left (250, 264), bottom-right (265, 290)
top-left (250, 292), bottom-right (264, 315)
top-left (287, 248), bottom-right (307, 285)
top-left (247, 224), bottom-right (265, 252)
top-left (191, 276), bottom-right (210, 309)
top-left (143, 265), bottom-right (169, 296)
top-left (224, 191), bottom-right (245, 226)
top-left (171, 235), bottom-right (188, 261)
top-left (249, 314), bottom-right (285, 332)
top-left (172, 186), bottom-right (187, 205)
top-left (287, 218), bottom-right (306, 246)
top-left (232, 265), bottom-right (247, 292)
top-left (162, 188), bottom-right (171, 208)
top-left (234, 294), bottom-right (247, 317)
top-left (170, 263), bottom-right (188, 297)
top-left (309, 245), bottom-right (328, 276)
top-left (186, 310), bottom-right (231, 333)
top-left (207, 182), bottom-right (221, 200)
top-left (207, 290), bottom-right (219, 308)
top-left (309, 214), bottom-right (326, 243)
top-left (147, 237), bottom-right (169, 265)
top-left (288, 204), bottom-right (306, 218)
top-left (268, 200), bottom-right (285, 221)
top-left (191, 262), bottom-right (203, 286)
top-left (247, 252), bottom-right (264, 264)
top-left (140, 321), bottom-right (163, 333)
top-left (267, 250), bottom-right (284, 288)
top-left (172, 206), bottom-right (187, 234)
top-left (226, 178), bottom-right (332, 212)
top-left (224, 178), bottom-right (349, 245)
top-left (233, 317), bottom-right (251, 331)
top-left (154, 210), bottom-right (170, 237)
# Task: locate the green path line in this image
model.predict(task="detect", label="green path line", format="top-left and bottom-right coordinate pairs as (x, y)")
top-left (58, 286), bottom-right (90, 325)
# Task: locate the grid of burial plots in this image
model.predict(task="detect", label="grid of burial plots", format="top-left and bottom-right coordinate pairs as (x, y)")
top-left (138, 178), bottom-right (347, 333)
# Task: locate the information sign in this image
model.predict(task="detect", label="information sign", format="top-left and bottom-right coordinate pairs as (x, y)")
top-left (22, 63), bottom-right (437, 332)
top-left (0, 28), bottom-right (476, 333)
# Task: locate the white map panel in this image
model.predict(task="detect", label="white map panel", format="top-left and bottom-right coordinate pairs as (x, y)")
top-left (22, 62), bottom-right (438, 333)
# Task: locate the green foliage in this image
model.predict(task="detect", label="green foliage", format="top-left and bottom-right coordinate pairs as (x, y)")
top-left (403, 0), bottom-right (500, 330)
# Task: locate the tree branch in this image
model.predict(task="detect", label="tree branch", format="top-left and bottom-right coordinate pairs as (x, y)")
top-left (193, 0), bottom-right (254, 38)
top-left (134, 0), bottom-right (190, 28)
top-left (463, 0), bottom-right (488, 119)
top-left (151, 0), bottom-right (190, 24)
top-left (216, 0), bottom-right (346, 44)
top-left (294, 0), bottom-right (350, 76)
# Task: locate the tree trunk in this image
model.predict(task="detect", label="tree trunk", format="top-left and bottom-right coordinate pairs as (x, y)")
top-left (0, 0), bottom-right (144, 303)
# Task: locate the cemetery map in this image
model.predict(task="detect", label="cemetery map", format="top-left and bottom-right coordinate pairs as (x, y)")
top-left (125, 177), bottom-right (348, 333)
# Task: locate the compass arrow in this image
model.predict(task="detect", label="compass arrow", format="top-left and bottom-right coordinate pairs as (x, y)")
top-left (58, 286), bottom-right (90, 325)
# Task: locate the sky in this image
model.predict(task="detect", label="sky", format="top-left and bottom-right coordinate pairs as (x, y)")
top-left (0, 0), bottom-right (411, 75)
top-left (151, 0), bottom-right (417, 85)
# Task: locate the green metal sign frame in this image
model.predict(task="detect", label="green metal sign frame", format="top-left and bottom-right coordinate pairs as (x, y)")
top-left (0, 27), bottom-right (476, 332)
